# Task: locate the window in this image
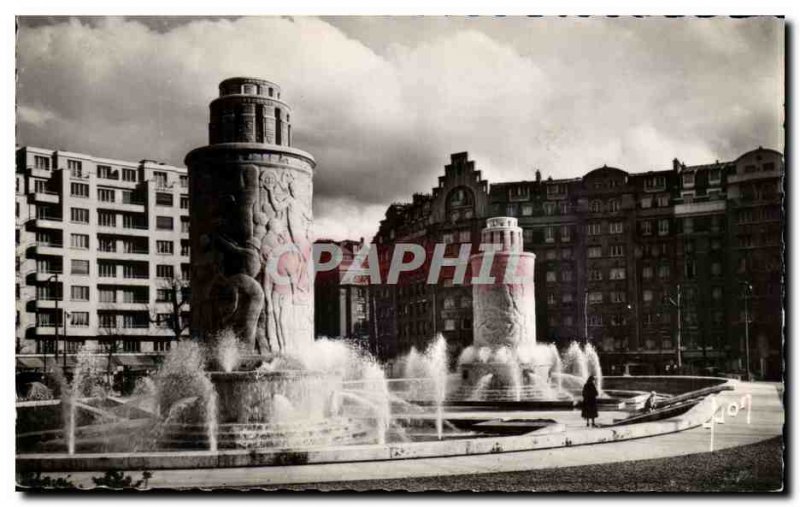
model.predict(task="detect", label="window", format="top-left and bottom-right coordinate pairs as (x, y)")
top-left (657, 194), bottom-right (670, 207)
top-left (156, 314), bottom-right (172, 328)
top-left (645, 175), bottom-right (666, 191)
top-left (123, 339), bottom-right (142, 352)
top-left (97, 165), bottom-right (118, 180)
top-left (546, 249), bottom-right (557, 261)
top-left (180, 195), bottom-right (189, 209)
top-left (608, 199), bottom-right (620, 212)
top-left (709, 169), bottom-right (721, 184)
top-left (589, 315), bottom-right (603, 326)
top-left (561, 271), bottom-right (573, 282)
top-left (643, 290), bottom-right (653, 302)
top-left (682, 172), bottom-right (695, 188)
top-left (156, 289), bottom-right (171, 302)
top-left (98, 262), bottom-right (116, 278)
top-left (99, 288), bottom-right (116, 303)
top-left (544, 226), bottom-right (555, 243)
top-left (588, 223), bottom-right (602, 236)
top-left (71, 286), bottom-right (89, 301)
top-left (589, 292), bottom-right (603, 304)
top-left (153, 171), bottom-right (168, 188)
top-left (543, 202), bottom-right (555, 216)
top-left (156, 192), bottom-right (174, 207)
top-left (34, 179), bottom-right (47, 193)
top-left (658, 219), bottom-right (670, 236)
top-left (609, 221), bottom-right (623, 234)
top-left (711, 262), bottom-right (722, 276)
top-left (181, 217), bottom-right (190, 233)
top-left (641, 221), bottom-right (652, 236)
top-left (588, 246), bottom-right (602, 258)
top-left (658, 264), bottom-right (670, 279)
top-left (589, 269), bottom-right (603, 281)
top-left (590, 200), bottom-right (602, 213)
top-left (609, 245), bottom-right (624, 257)
top-left (548, 293), bottom-right (557, 305)
top-left (523, 229), bottom-right (534, 243)
top-left (70, 234), bottom-right (89, 250)
top-left (179, 175), bottom-right (188, 188)
top-left (685, 260), bottom-right (696, 279)
top-left (157, 265), bottom-right (174, 279)
top-left (99, 314), bottom-right (116, 328)
top-left (561, 248), bottom-right (572, 260)
top-left (34, 155), bottom-right (50, 170)
top-left (559, 201), bottom-right (569, 215)
top-left (181, 264), bottom-right (191, 280)
top-left (123, 214), bottom-right (146, 229)
top-left (157, 240), bottom-right (174, 255)
top-left (444, 319), bottom-right (456, 331)
top-left (560, 225), bottom-right (571, 242)
top-left (642, 266), bottom-right (653, 279)
top-left (640, 196), bottom-right (653, 209)
top-left (71, 259), bottom-right (89, 275)
top-left (712, 287), bottom-right (723, 301)
top-left (68, 160), bottom-right (83, 177)
top-left (546, 271), bottom-right (557, 283)
top-left (683, 217), bottom-right (694, 234)
top-left (519, 203), bottom-right (533, 216)
top-left (70, 208), bottom-right (89, 224)
top-left (122, 168), bottom-right (138, 182)
top-left (609, 267), bottom-right (626, 280)
top-left (459, 230), bottom-right (471, 243)
top-left (611, 291), bottom-right (626, 303)
top-left (123, 264), bottom-right (147, 279)
top-left (154, 340), bottom-right (172, 352)
top-left (156, 216), bottom-right (173, 230)
top-left (71, 182), bottom-right (89, 198)
top-left (98, 211), bottom-right (116, 227)
top-left (70, 312), bottom-right (89, 327)
top-left (98, 238), bottom-right (116, 252)
top-left (98, 188), bottom-right (115, 202)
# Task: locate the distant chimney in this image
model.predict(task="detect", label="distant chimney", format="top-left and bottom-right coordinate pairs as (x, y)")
top-left (672, 158), bottom-right (681, 171)
top-left (535, 169), bottom-right (541, 183)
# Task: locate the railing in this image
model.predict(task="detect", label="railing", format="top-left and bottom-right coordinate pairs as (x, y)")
top-left (36, 242), bottom-right (64, 248)
top-left (122, 274), bottom-right (150, 279)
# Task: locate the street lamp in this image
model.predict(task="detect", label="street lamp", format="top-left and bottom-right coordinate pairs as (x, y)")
top-left (667, 284), bottom-right (682, 369)
top-left (583, 288), bottom-right (589, 345)
top-left (741, 281), bottom-right (753, 382)
top-left (46, 273), bottom-right (60, 373)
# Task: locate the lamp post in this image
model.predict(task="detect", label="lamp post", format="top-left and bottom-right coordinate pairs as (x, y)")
top-left (667, 284), bottom-right (682, 369)
top-left (583, 288), bottom-right (589, 345)
top-left (46, 273), bottom-right (60, 373)
top-left (741, 281), bottom-right (753, 382)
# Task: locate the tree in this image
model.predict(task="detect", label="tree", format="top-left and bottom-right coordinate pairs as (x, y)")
top-left (147, 277), bottom-right (191, 343)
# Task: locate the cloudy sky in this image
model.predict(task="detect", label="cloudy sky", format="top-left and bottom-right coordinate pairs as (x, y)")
top-left (16, 16), bottom-right (784, 241)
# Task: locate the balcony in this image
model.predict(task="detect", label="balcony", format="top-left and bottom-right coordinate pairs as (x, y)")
top-left (32, 216), bottom-right (64, 230)
top-left (27, 167), bottom-right (53, 179)
top-left (98, 224), bottom-right (150, 237)
top-left (96, 201), bottom-right (146, 213)
top-left (98, 299), bottom-right (149, 310)
top-left (33, 243), bottom-right (64, 257)
top-left (32, 192), bottom-right (60, 204)
top-left (35, 298), bottom-right (63, 310)
top-left (96, 249), bottom-right (150, 261)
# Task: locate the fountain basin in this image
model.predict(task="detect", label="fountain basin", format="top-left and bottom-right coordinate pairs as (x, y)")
top-left (210, 369), bottom-right (341, 425)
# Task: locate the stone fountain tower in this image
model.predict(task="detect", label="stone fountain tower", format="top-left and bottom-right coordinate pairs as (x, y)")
top-left (461, 217), bottom-right (537, 386)
top-left (186, 77), bottom-right (316, 356)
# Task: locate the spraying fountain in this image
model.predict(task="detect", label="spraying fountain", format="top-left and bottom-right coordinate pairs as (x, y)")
top-left (15, 78), bottom-right (732, 488)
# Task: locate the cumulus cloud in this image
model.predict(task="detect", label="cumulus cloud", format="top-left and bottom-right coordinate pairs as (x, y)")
top-left (16, 16), bottom-right (784, 241)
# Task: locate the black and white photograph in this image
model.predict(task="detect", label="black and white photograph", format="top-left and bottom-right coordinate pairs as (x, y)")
top-left (11, 11), bottom-right (786, 493)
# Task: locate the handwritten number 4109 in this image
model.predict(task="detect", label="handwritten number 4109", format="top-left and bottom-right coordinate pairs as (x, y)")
top-left (702, 393), bottom-right (752, 452)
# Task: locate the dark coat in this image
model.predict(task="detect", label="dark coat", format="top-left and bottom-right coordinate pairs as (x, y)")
top-left (581, 381), bottom-right (599, 419)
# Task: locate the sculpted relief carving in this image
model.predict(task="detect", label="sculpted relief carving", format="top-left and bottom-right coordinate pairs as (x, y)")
top-left (194, 161), bottom-right (313, 356)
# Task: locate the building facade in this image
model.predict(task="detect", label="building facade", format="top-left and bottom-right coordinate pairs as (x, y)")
top-left (314, 239), bottom-right (372, 350)
top-left (15, 146), bottom-right (191, 362)
top-left (369, 148), bottom-right (784, 379)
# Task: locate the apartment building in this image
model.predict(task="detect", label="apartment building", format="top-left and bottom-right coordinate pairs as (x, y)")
top-left (15, 146), bottom-right (191, 363)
